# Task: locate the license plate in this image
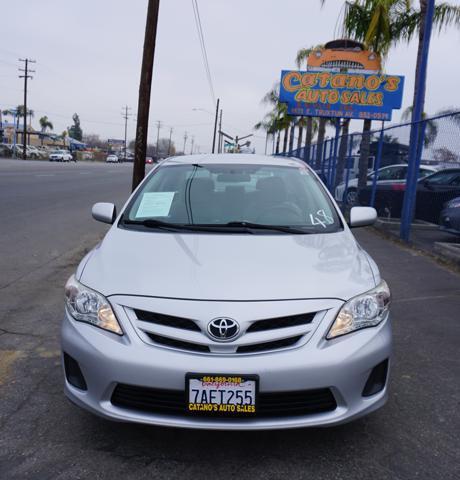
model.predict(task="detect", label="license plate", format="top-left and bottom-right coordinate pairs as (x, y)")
top-left (186, 374), bottom-right (258, 415)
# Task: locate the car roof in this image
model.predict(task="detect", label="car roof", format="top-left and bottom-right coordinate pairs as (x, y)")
top-left (161, 154), bottom-right (306, 168)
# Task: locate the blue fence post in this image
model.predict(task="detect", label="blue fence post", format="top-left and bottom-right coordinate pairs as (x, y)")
top-left (321, 140), bottom-right (327, 179)
top-left (370, 123), bottom-right (385, 208)
top-left (344, 133), bottom-right (354, 203)
top-left (400, 0), bottom-right (435, 241)
top-left (329, 119), bottom-right (341, 190)
top-left (303, 141), bottom-right (310, 165)
top-left (326, 139), bottom-right (333, 189)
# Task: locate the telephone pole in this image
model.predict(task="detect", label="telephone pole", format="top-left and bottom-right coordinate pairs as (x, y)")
top-left (212, 98), bottom-right (220, 153)
top-left (218, 109), bottom-right (223, 153)
top-left (121, 105), bottom-right (132, 161)
top-left (155, 120), bottom-right (162, 158)
top-left (132, 0), bottom-right (161, 191)
top-left (168, 127), bottom-right (173, 156)
top-left (183, 132), bottom-right (188, 154)
top-left (19, 58), bottom-right (36, 160)
top-left (190, 136), bottom-right (195, 155)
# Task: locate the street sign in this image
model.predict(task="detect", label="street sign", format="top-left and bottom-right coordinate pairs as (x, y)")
top-left (279, 70), bottom-right (404, 121)
top-left (108, 139), bottom-right (125, 145)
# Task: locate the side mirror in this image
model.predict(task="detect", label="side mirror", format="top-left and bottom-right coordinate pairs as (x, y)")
top-left (349, 206), bottom-right (377, 228)
top-left (92, 203), bottom-right (117, 224)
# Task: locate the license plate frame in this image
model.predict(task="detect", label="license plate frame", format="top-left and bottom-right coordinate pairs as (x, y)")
top-left (186, 373), bottom-right (259, 416)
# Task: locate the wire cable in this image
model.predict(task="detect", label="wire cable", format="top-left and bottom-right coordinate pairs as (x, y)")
top-left (191, 0), bottom-right (216, 106)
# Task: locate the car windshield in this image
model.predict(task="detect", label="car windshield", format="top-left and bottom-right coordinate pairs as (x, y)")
top-left (121, 163), bottom-right (342, 234)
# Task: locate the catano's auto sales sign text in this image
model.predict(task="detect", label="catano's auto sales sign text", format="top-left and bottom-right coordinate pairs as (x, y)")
top-left (279, 70), bottom-right (404, 121)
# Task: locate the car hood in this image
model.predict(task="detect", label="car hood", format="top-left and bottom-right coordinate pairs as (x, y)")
top-left (79, 227), bottom-right (376, 301)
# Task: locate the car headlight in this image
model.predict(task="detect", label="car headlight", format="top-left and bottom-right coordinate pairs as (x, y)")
top-left (327, 280), bottom-right (390, 339)
top-left (445, 198), bottom-right (460, 209)
top-left (64, 275), bottom-right (123, 335)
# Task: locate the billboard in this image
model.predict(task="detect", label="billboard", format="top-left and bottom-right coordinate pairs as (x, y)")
top-left (279, 70), bottom-right (404, 121)
top-left (108, 138), bottom-right (125, 145)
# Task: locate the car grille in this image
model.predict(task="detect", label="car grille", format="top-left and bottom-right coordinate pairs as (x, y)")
top-left (129, 308), bottom-right (323, 356)
top-left (146, 333), bottom-right (211, 353)
top-left (111, 384), bottom-right (337, 418)
top-left (246, 313), bottom-right (315, 333)
top-left (135, 309), bottom-right (200, 332)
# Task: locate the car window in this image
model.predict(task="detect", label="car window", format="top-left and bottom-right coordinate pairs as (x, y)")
top-left (377, 166), bottom-right (405, 181)
top-left (419, 168), bottom-right (434, 178)
top-left (122, 163), bottom-right (342, 234)
top-left (425, 170), bottom-right (460, 185)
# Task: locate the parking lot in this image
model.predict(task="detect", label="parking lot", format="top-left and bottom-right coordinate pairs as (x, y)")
top-left (0, 159), bottom-right (459, 479)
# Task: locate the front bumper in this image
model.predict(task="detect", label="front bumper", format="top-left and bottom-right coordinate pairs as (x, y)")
top-left (61, 298), bottom-right (392, 430)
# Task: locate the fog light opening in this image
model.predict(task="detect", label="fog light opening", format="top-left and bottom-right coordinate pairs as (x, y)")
top-left (362, 359), bottom-right (388, 397)
top-left (63, 352), bottom-right (88, 391)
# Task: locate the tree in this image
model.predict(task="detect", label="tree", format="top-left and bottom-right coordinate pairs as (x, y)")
top-left (402, 106), bottom-right (438, 147)
top-left (343, 0), bottom-right (460, 188)
top-left (260, 83), bottom-right (292, 154)
top-left (335, 119), bottom-right (351, 187)
top-left (39, 116), bottom-right (53, 146)
top-left (434, 147), bottom-right (458, 163)
top-left (68, 113), bottom-right (83, 141)
top-left (61, 130), bottom-right (68, 148)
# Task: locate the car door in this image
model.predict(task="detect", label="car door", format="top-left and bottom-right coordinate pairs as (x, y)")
top-left (415, 171), bottom-right (460, 223)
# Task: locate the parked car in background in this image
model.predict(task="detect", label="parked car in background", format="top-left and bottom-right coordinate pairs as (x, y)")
top-left (26, 146), bottom-right (41, 159)
top-left (0, 144), bottom-right (12, 158)
top-left (81, 151), bottom-right (94, 160)
top-left (49, 149), bottom-right (73, 162)
top-left (106, 154), bottom-right (119, 163)
top-left (439, 197), bottom-right (460, 235)
top-left (145, 156), bottom-right (154, 164)
top-left (358, 168), bottom-right (460, 223)
top-left (335, 164), bottom-right (437, 205)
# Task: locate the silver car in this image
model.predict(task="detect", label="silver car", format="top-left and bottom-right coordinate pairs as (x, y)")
top-left (62, 154), bottom-right (391, 430)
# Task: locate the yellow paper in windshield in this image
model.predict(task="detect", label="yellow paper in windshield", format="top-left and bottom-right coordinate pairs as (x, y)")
top-left (136, 192), bottom-right (175, 218)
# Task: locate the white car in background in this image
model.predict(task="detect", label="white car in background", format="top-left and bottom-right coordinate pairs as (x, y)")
top-left (335, 164), bottom-right (438, 205)
top-left (106, 154), bottom-right (119, 163)
top-left (49, 149), bottom-right (73, 162)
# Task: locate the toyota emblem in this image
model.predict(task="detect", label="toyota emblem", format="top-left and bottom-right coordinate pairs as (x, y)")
top-left (207, 317), bottom-right (240, 341)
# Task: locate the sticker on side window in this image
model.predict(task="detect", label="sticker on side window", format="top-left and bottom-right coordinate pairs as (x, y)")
top-left (135, 192), bottom-right (175, 218)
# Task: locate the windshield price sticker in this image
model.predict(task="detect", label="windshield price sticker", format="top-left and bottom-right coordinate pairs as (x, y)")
top-left (135, 192), bottom-right (175, 218)
top-left (187, 375), bottom-right (257, 415)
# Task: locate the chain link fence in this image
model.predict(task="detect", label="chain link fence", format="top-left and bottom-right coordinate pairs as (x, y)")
top-left (286, 111), bottom-right (460, 244)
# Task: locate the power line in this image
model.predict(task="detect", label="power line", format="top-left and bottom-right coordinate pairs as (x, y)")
top-left (191, 0), bottom-right (216, 106)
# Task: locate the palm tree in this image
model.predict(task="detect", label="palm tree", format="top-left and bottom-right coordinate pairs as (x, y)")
top-left (402, 106), bottom-right (438, 147)
top-left (295, 45), bottom-right (325, 164)
top-left (39, 116), bottom-right (54, 146)
top-left (61, 130), bottom-right (68, 148)
top-left (343, 0), bottom-right (460, 187)
top-left (261, 83), bottom-right (293, 154)
top-left (335, 119), bottom-right (351, 187)
top-left (14, 105), bottom-right (34, 143)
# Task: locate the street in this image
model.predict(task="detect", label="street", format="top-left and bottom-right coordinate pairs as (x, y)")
top-left (0, 159), bottom-right (459, 479)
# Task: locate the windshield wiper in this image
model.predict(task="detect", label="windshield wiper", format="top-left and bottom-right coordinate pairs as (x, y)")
top-left (223, 221), bottom-right (306, 234)
top-left (121, 218), bottom-right (187, 231)
top-left (121, 218), bottom-right (244, 233)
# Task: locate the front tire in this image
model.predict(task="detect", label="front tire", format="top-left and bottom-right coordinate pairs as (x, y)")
top-left (343, 188), bottom-right (358, 206)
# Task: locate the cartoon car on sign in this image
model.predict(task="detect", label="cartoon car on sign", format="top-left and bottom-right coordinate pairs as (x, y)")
top-left (307, 39), bottom-right (381, 74)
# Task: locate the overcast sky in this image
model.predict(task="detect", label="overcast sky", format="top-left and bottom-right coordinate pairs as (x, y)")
top-left (1, 0), bottom-right (460, 153)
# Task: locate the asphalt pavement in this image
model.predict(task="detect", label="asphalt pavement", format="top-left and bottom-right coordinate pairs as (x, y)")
top-left (0, 158), bottom-right (459, 479)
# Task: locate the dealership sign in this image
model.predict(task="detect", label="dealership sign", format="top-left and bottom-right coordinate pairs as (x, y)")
top-left (279, 70), bottom-right (404, 121)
